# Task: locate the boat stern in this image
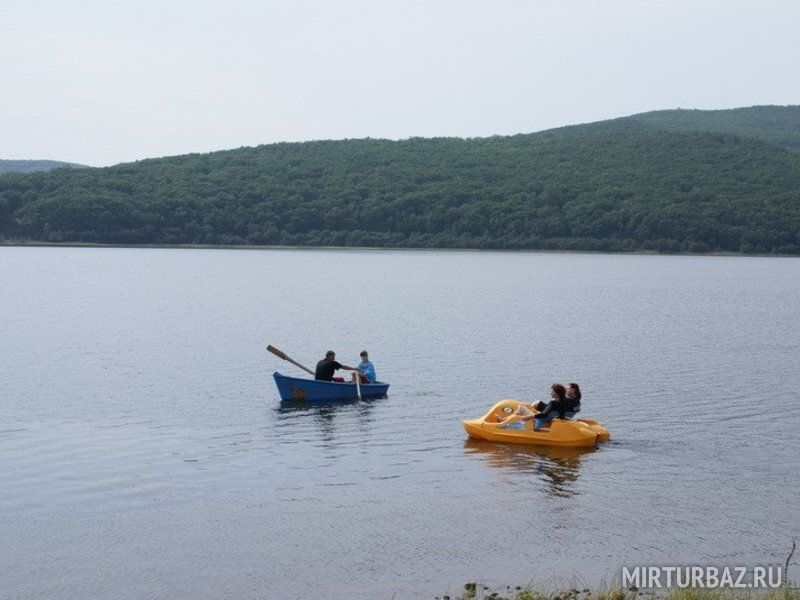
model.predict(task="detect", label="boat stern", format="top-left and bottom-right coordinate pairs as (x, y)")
top-left (576, 418), bottom-right (611, 442)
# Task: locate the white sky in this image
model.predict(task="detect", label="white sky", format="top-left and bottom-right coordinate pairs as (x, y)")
top-left (2, 0), bottom-right (799, 167)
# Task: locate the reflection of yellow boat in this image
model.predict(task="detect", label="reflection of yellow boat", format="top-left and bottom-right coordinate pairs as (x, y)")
top-left (463, 438), bottom-right (597, 465)
top-left (463, 439), bottom-right (594, 497)
top-left (462, 399), bottom-right (611, 447)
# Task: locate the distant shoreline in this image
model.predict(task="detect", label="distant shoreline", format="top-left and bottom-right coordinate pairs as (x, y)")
top-left (2, 239), bottom-right (799, 258)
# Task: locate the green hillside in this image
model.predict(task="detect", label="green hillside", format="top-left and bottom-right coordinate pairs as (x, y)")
top-left (1, 106), bottom-right (799, 254)
top-left (630, 105), bottom-right (800, 150)
top-left (0, 159), bottom-right (87, 175)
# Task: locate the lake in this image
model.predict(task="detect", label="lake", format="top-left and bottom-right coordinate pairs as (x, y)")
top-left (1, 246), bottom-right (798, 599)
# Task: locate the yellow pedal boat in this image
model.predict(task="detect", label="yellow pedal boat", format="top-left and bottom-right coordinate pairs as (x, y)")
top-left (463, 399), bottom-right (610, 447)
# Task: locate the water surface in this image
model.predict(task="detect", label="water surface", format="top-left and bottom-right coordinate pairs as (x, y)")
top-left (1, 247), bottom-right (798, 599)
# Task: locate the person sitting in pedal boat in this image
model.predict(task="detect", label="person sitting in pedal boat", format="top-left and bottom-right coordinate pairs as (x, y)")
top-left (563, 382), bottom-right (582, 418)
top-left (496, 383), bottom-right (575, 430)
top-left (531, 383), bottom-right (581, 418)
top-left (354, 350), bottom-right (377, 383)
top-left (531, 383), bottom-right (569, 430)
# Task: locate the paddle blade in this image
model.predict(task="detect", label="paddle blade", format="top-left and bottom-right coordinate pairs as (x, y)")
top-left (267, 345), bottom-right (316, 376)
top-left (267, 345), bottom-right (287, 360)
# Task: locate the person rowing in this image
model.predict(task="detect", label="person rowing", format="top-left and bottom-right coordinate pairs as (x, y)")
top-left (314, 350), bottom-right (355, 382)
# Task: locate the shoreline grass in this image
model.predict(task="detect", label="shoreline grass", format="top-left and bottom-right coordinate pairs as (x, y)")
top-left (443, 583), bottom-right (799, 600)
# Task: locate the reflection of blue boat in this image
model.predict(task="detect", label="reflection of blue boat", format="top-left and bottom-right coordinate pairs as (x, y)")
top-left (272, 371), bottom-right (390, 402)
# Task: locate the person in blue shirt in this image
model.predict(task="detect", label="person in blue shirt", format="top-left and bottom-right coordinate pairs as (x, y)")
top-left (355, 350), bottom-right (377, 383)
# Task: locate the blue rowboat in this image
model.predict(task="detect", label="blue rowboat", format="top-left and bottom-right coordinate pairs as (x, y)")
top-left (272, 371), bottom-right (390, 402)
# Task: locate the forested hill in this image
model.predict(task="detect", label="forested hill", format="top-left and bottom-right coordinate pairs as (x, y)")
top-left (576, 105), bottom-right (800, 150)
top-left (0, 160), bottom-right (87, 175)
top-left (1, 105), bottom-right (799, 254)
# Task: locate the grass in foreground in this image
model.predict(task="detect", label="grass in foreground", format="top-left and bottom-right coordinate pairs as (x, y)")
top-left (440, 584), bottom-right (799, 600)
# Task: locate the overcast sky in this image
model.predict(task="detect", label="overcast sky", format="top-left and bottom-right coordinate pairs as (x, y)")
top-left (2, 0), bottom-right (799, 167)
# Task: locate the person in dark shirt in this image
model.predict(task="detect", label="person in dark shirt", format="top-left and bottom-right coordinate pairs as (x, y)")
top-left (497, 383), bottom-right (568, 430)
top-left (314, 350), bottom-right (355, 381)
top-left (564, 382), bottom-right (582, 418)
top-left (532, 383), bottom-right (568, 431)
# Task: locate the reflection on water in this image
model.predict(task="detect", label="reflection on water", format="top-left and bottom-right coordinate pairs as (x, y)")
top-left (277, 397), bottom-right (383, 414)
top-left (276, 398), bottom-right (382, 442)
top-left (277, 398), bottom-right (383, 421)
top-left (463, 439), bottom-right (596, 498)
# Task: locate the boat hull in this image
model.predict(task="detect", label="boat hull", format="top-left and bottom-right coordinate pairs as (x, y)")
top-left (273, 371), bottom-right (390, 402)
top-left (463, 399), bottom-right (610, 447)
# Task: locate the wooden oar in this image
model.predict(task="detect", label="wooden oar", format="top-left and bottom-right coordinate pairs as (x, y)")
top-left (267, 345), bottom-right (315, 377)
top-left (353, 370), bottom-right (362, 401)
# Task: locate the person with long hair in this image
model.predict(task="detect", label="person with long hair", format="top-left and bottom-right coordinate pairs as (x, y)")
top-left (564, 382), bottom-right (582, 418)
top-left (532, 383), bottom-right (568, 431)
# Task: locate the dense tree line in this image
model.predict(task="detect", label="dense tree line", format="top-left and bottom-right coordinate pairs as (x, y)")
top-left (1, 107), bottom-right (799, 254)
top-left (0, 160), bottom-right (86, 175)
top-left (625, 105), bottom-right (800, 150)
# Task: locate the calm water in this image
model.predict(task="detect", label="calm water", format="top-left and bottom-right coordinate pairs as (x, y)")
top-left (1, 247), bottom-right (799, 599)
